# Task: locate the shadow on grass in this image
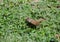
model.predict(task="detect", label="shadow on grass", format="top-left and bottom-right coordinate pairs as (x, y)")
top-left (25, 20), bottom-right (36, 29)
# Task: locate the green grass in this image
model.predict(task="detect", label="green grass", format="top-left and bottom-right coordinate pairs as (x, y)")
top-left (0, 0), bottom-right (60, 42)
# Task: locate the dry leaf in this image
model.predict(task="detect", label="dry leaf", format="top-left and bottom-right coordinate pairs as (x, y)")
top-left (33, 0), bottom-right (39, 2)
top-left (0, 0), bottom-right (3, 3)
top-left (26, 17), bottom-right (45, 26)
top-left (55, 34), bottom-right (60, 39)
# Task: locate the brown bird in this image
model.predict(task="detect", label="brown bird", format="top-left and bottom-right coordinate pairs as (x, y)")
top-left (26, 17), bottom-right (45, 26)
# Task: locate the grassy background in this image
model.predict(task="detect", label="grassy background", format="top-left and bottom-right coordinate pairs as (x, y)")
top-left (0, 0), bottom-right (60, 42)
